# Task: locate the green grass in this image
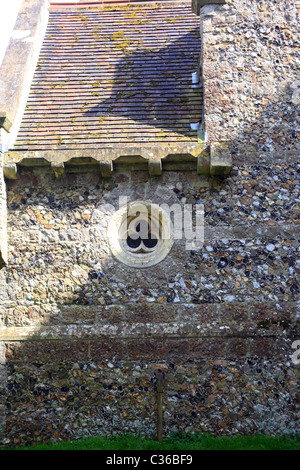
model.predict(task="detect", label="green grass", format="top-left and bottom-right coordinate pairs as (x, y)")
top-left (6, 432), bottom-right (300, 451)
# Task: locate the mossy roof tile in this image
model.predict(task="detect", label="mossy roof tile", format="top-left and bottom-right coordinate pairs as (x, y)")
top-left (15, 1), bottom-right (202, 150)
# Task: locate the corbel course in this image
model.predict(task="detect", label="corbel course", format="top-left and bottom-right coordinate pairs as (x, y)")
top-left (3, 162), bottom-right (18, 180)
top-left (3, 142), bottom-right (232, 179)
top-left (148, 158), bottom-right (162, 176)
top-left (51, 161), bottom-right (65, 178)
top-left (100, 160), bottom-right (113, 178)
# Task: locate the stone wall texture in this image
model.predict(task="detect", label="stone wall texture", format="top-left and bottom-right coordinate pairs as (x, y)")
top-left (0, 0), bottom-right (299, 447)
top-left (201, 0), bottom-right (299, 157)
top-left (1, 162), bottom-right (299, 446)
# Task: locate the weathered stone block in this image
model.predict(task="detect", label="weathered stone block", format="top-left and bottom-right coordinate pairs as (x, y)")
top-left (210, 141), bottom-right (232, 177)
top-left (249, 338), bottom-right (293, 359)
top-left (226, 338), bottom-right (248, 358)
top-left (192, 0), bottom-right (227, 16)
top-left (189, 338), bottom-right (226, 358)
top-left (127, 338), bottom-right (191, 360)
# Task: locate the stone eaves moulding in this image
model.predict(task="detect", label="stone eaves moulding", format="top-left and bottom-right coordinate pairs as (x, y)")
top-left (3, 142), bottom-right (232, 180)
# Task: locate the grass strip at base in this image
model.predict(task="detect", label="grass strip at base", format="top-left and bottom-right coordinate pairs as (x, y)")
top-left (9, 432), bottom-right (300, 451)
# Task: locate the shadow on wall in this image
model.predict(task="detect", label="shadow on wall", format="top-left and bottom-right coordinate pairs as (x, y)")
top-left (228, 78), bottom-right (299, 161)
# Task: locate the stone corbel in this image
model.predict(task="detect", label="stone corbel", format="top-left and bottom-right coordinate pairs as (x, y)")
top-left (192, 0), bottom-right (227, 16)
top-left (0, 113), bottom-right (12, 133)
top-left (148, 158), bottom-right (162, 176)
top-left (51, 161), bottom-right (64, 178)
top-left (210, 142), bottom-right (232, 177)
top-left (3, 162), bottom-right (18, 180)
top-left (100, 160), bottom-right (113, 178)
top-left (197, 152), bottom-right (210, 175)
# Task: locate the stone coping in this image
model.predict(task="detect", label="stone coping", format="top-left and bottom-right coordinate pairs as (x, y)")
top-left (0, 0), bottom-right (49, 152)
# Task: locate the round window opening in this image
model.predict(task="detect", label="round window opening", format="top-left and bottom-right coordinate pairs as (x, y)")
top-left (107, 201), bottom-right (174, 268)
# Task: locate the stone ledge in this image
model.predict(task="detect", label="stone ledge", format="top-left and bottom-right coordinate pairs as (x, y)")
top-left (3, 142), bottom-right (232, 178)
top-left (192, 0), bottom-right (227, 15)
top-left (3, 336), bottom-right (296, 362)
top-left (0, 321), bottom-right (297, 341)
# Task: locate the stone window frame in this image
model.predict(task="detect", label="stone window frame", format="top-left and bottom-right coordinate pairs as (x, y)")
top-left (107, 200), bottom-right (174, 268)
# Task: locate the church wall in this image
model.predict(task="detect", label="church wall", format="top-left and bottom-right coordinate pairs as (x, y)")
top-left (0, 0), bottom-right (299, 446)
top-left (1, 162), bottom-right (299, 445)
top-left (200, 0), bottom-right (299, 155)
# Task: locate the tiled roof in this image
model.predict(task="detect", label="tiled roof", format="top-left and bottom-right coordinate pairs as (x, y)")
top-left (14, 1), bottom-right (202, 150)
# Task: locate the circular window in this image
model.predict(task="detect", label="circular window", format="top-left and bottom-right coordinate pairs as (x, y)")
top-left (107, 201), bottom-right (173, 268)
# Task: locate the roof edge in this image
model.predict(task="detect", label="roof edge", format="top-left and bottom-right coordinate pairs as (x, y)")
top-left (49, 0), bottom-right (191, 10)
